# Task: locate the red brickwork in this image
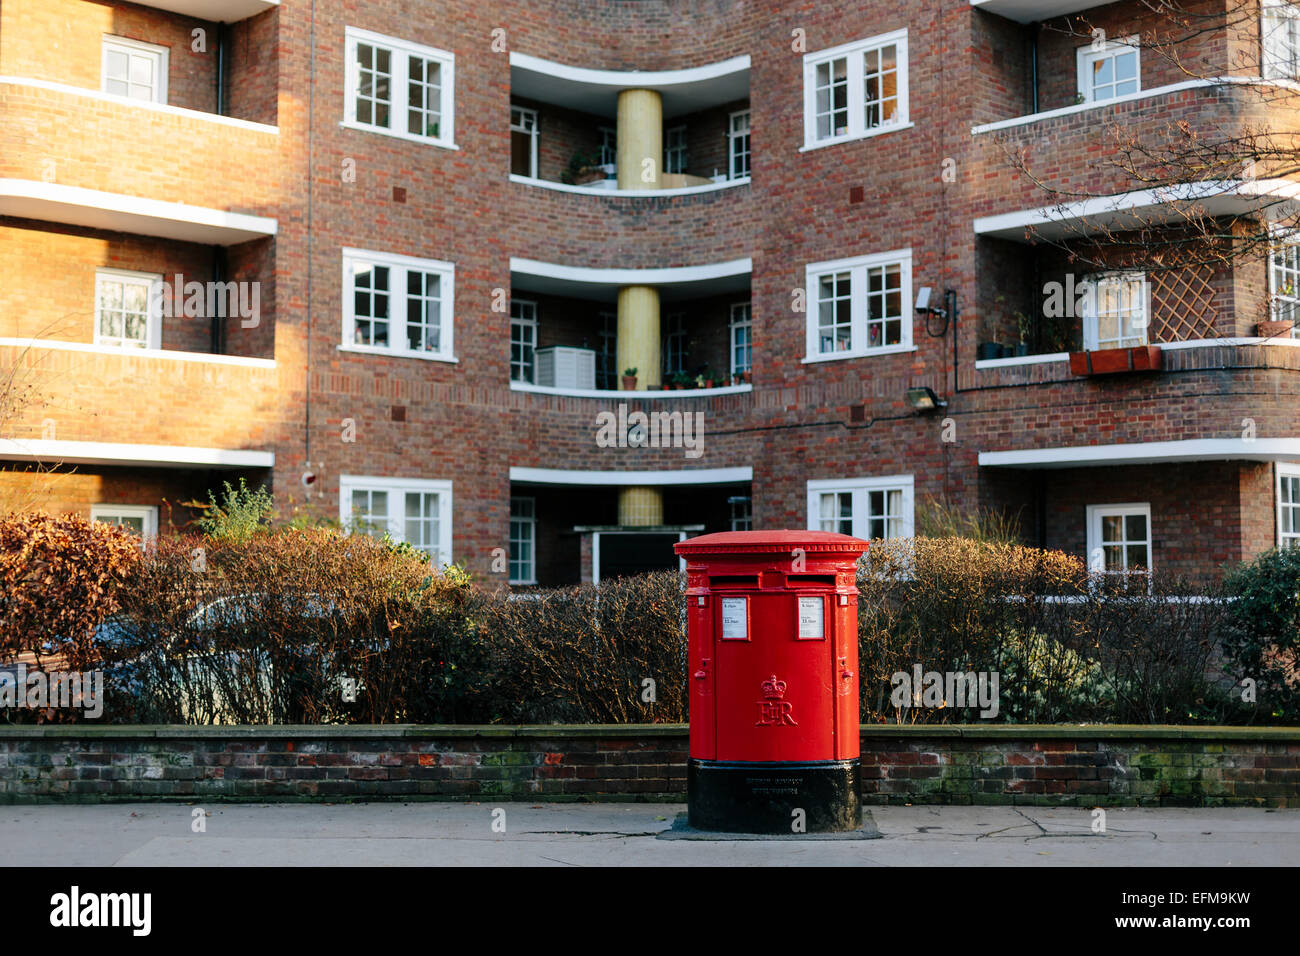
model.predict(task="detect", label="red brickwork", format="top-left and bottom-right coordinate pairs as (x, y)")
top-left (0, 0), bottom-right (1297, 583)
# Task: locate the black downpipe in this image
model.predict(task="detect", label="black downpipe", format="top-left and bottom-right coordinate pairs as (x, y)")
top-left (1030, 24), bottom-right (1039, 115)
top-left (212, 25), bottom-right (232, 355)
top-left (211, 247), bottom-right (227, 355)
top-left (216, 23), bottom-right (231, 116)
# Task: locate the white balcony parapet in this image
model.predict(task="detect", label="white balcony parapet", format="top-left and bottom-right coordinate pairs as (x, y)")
top-left (511, 381), bottom-right (751, 399)
top-left (979, 438), bottom-right (1300, 468)
top-left (0, 439), bottom-right (274, 469)
top-left (974, 179), bottom-right (1300, 241)
top-left (509, 173), bottom-right (749, 198)
top-left (0, 180), bottom-right (277, 245)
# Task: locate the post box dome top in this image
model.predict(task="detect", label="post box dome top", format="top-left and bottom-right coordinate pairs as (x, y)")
top-left (673, 530), bottom-right (869, 556)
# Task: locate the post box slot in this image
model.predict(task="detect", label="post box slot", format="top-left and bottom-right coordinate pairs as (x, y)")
top-left (787, 574), bottom-right (836, 586)
top-left (709, 575), bottom-right (759, 587)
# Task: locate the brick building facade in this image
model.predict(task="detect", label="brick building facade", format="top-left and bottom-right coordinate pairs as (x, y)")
top-left (1, 0), bottom-right (1298, 586)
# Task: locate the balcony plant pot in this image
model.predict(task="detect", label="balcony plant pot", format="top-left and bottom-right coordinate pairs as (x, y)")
top-left (742, 370), bottom-right (752, 383)
top-left (998, 344), bottom-right (1014, 358)
top-left (1014, 342), bottom-right (1030, 357)
top-left (977, 342), bottom-right (1002, 361)
top-left (1257, 320), bottom-right (1294, 338)
top-left (622, 375), bottom-right (637, 390)
top-left (1068, 345), bottom-right (1163, 376)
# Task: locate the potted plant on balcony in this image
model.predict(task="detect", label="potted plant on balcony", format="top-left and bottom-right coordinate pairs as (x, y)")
top-left (622, 367), bottom-right (638, 390)
top-left (977, 311), bottom-right (1003, 361)
top-left (561, 150), bottom-right (606, 186)
top-left (1014, 310), bottom-right (1033, 356)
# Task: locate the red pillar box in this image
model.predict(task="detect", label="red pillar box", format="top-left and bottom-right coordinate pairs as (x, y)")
top-left (673, 530), bottom-right (868, 833)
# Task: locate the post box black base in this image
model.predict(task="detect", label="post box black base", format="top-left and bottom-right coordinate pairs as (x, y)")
top-left (688, 758), bottom-right (861, 834)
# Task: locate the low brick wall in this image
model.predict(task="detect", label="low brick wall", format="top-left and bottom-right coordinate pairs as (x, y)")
top-left (860, 726), bottom-right (1300, 808)
top-left (0, 725), bottom-right (1296, 806)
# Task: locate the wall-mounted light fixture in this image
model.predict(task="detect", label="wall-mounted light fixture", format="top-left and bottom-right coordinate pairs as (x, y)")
top-left (905, 386), bottom-right (948, 413)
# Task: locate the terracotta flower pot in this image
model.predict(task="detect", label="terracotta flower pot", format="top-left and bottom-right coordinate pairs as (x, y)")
top-left (1069, 346), bottom-right (1163, 376)
top-left (1257, 320), bottom-right (1294, 338)
top-left (622, 375), bottom-right (637, 390)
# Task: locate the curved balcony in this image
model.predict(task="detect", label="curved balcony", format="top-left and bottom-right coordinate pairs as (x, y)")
top-left (504, 176), bottom-right (756, 268)
top-left (508, 51), bottom-right (751, 200)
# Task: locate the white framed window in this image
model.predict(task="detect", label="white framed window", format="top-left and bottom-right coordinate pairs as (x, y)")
top-left (510, 105), bottom-right (538, 178)
top-left (95, 268), bottom-right (162, 350)
top-left (597, 311), bottom-right (617, 390)
top-left (90, 504), bottom-right (158, 543)
top-left (803, 29), bottom-right (908, 148)
top-left (341, 248), bottom-right (455, 362)
top-left (665, 125), bottom-right (687, 175)
top-left (339, 475), bottom-right (453, 565)
top-left (343, 27), bottom-right (455, 148)
top-left (102, 36), bottom-right (168, 104)
top-left (1263, 0), bottom-right (1300, 79)
top-left (1086, 503), bottom-right (1152, 576)
top-left (1279, 465), bottom-right (1300, 549)
top-left (1269, 231), bottom-right (1300, 331)
top-left (729, 302), bottom-right (752, 375)
top-left (510, 299), bottom-right (537, 383)
top-left (1077, 36), bottom-right (1140, 103)
top-left (1082, 273), bottom-right (1149, 350)
top-left (663, 312), bottom-right (688, 376)
top-left (509, 496), bottom-right (537, 584)
top-left (598, 127), bottom-right (618, 167)
top-left (728, 109), bottom-right (751, 179)
top-left (804, 249), bottom-right (912, 361)
top-left (807, 475), bottom-right (914, 541)
top-left (729, 495), bottom-right (752, 532)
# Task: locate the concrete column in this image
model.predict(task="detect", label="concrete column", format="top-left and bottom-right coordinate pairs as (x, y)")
top-left (618, 486), bottom-right (664, 527)
top-left (616, 89), bottom-right (662, 190)
top-left (616, 285), bottom-right (660, 390)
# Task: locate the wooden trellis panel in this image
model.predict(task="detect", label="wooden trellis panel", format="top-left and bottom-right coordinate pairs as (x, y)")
top-left (1148, 264), bottom-right (1219, 342)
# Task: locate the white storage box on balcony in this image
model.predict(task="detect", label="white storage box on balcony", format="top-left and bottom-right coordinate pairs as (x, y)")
top-left (536, 346), bottom-right (597, 390)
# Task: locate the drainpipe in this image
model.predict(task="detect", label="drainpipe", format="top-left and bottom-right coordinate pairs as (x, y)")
top-left (216, 23), bottom-right (231, 116)
top-left (211, 247), bottom-right (227, 354)
top-left (1030, 24), bottom-right (1039, 115)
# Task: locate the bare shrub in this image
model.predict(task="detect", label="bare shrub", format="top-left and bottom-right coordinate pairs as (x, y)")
top-left (473, 571), bottom-right (687, 723)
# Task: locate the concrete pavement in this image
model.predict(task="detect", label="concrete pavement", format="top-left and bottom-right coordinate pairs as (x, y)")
top-left (1, 802), bottom-right (1297, 865)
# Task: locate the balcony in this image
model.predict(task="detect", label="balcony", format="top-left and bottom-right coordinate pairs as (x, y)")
top-left (0, 209), bottom-right (277, 365)
top-left (0, 0), bottom-right (279, 135)
top-left (509, 257), bottom-right (752, 397)
top-left (969, 215), bottom-right (1300, 389)
top-left (508, 52), bottom-right (751, 196)
top-left (508, 470), bottom-right (751, 586)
